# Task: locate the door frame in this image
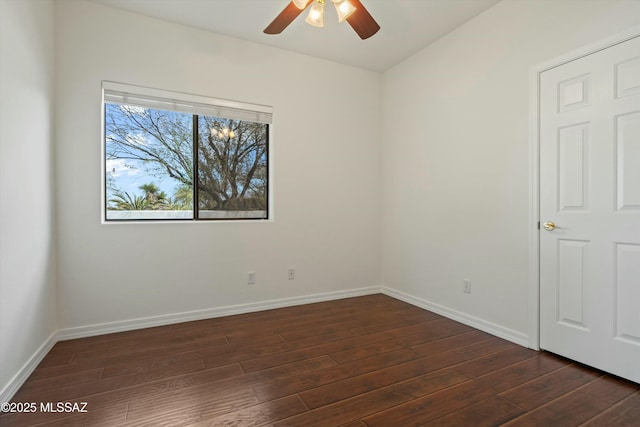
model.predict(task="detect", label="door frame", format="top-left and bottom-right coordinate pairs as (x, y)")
top-left (528, 25), bottom-right (640, 350)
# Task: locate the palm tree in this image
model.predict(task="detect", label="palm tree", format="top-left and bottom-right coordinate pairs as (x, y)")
top-left (139, 182), bottom-right (169, 210)
top-left (108, 192), bottom-right (149, 210)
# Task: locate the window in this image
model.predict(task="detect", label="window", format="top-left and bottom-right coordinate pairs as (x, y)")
top-left (102, 82), bottom-right (271, 221)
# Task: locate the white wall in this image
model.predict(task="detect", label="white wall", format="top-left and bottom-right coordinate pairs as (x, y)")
top-left (381, 0), bottom-right (640, 341)
top-left (54, 0), bottom-right (382, 330)
top-left (0, 0), bottom-right (58, 399)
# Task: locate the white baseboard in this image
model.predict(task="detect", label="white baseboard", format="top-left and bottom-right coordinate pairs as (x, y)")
top-left (381, 287), bottom-right (530, 347)
top-left (0, 331), bottom-right (58, 404)
top-left (57, 286), bottom-right (382, 341)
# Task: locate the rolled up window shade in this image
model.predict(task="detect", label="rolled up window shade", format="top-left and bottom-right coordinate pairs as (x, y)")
top-left (102, 81), bottom-right (272, 124)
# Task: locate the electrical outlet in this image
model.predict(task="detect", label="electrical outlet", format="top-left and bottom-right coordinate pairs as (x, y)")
top-left (248, 271), bottom-right (255, 285)
top-left (463, 279), bottom-right (471, 294)
top-left (288, 268), bottom-right (295, 280)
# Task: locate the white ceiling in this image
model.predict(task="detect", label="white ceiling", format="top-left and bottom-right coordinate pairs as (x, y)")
top-left (91, 0), bottom-right (501, 72)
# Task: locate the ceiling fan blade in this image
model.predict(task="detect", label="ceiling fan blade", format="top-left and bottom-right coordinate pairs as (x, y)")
top-left (264, 0), bottom-right (313, 35)
top-left (346, 0), bottom-right (380, 40)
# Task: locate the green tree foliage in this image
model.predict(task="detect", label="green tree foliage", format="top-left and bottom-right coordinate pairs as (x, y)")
top-left (171, 184), bottom-right (193, 210)
top-left (108, 182), bottom-right (170, 211)
top-left (108, 192), bottom-right (149, 211)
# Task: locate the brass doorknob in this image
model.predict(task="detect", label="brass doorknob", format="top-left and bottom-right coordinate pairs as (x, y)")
top-left (543, 221), bottom-right (556, 231)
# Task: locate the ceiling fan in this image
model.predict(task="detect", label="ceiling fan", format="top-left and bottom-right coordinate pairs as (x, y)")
top-left (264, 0), bottom-right (380, 40)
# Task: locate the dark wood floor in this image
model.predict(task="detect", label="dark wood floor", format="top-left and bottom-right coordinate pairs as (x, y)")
top-left (2, 294), bottom-right (638, 426)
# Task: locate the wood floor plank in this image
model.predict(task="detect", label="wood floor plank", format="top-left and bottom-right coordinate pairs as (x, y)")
top-left (499, 363), bottom-right (602, 411)
top-left (411, 329), bottom-right (494, 355)
top-left (387, 317), bottom-right (476, 347)
top-left (581, 391), bottom-right (640, 426)
top-left (452, 345), bottom-right (538, 378)
top-left (4, 364), bottom-right (243, 426)
top-left (121, 387), bottom-right (260, 426)
top-left (452, 336), bottom-right (517, 359)
top-left (17, 367), bottom-right (104, 394)
top-left (121, 356), bottom-right (336, 422)
top-left (578, 374), bottom-right (639, 405)
top-left (239, 331), bottom-right (395, 373)
top-left (34, 349), bottom-right (76, 368)
top-left (15, 357), bottom-right (208, 403)
top-left (339, 421), bottom-right (367, 427)
top-left (328, 339), bottom-right (404, 364)
top-left (298, 352), bottom-right (469, 409)
top-left (362, 353), bottom-right (568, 427)
top-left (19, 356), bottom-right (332, 427)
top-left (2, 294), bottom-right (636, 427)
top-left (202, 329), bottom-right (356, 369)
top-left (275, 310), bottom-right (413, 341)
top-left (274, 369), bottom-right (468, 427)
top-left (501, 390), bottom-right (611, 426)
top-left (70, 334), bottom-right (228, 367)
top-left (184, 395), bottom-right (307, 427)
top-left (100, 351), bottom-right (208, 379)
top-left (427, 395), bottom-right (525, 426)
top-left (349, 313), bottom-right (443, 337)
top-left (240, 313), bottom-right (360, 342)
top-left (49, 319), bottom-right (224, 358)
top-left (252, 348), bottom-right (423, 403)
top-left (125, 386), bottom-right (260, 426)
top-left (299, 332), bottom-right (532, 411)
top-left (383, 318), bottom-right (468, 340)
top-left (36, 402), bottom-right (130, 427)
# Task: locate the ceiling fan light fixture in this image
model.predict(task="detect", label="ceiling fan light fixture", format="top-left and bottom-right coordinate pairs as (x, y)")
top-left (263, 0), bottom-right (379, 40)
top-left (292, 0), bottom-right (308, 9)
top-left (305, 0), bottom-right (325, 27)
top-left (332, 0), bottom-right (356, 23)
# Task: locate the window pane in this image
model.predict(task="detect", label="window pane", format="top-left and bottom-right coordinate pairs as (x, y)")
top-left (105, 103), bottom-right (194, 220)
top-left (197, 116), bottom-right (268, 219)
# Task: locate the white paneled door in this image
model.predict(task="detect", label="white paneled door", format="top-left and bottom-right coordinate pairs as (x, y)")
top-left (540, 35), bottom-right (640, 383)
